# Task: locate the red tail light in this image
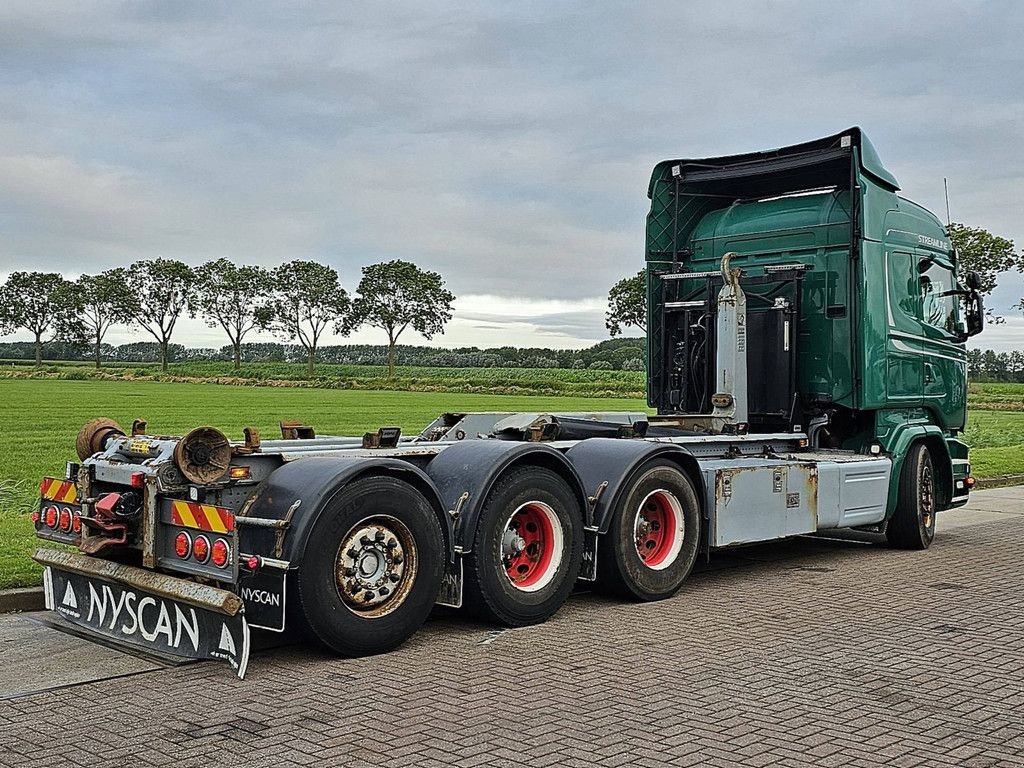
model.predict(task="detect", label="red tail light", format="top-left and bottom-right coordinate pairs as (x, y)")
top-left (44, 506), bottom-right (58, 528)
top-left (130, 471), bottom-right (145, 489)
top-left (72, 514), bottom-right (82, 534)
top-left (192, 535), bottom-right (210, 563)
top-left (174, 532), bottom-right (192, 559)
top-left (58, 508), bottom-right (73, 532)
top-left (31, 511), bottom-right (40, 524)
top-left (211, 539), bottom-right (230, 568)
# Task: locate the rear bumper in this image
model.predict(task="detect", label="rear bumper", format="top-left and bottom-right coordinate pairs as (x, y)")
top-left (34, 548), bottom-right (251, 678)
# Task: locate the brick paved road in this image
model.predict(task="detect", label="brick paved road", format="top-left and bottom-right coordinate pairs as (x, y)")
top-left (2, 495), bottom-right (1023, 767)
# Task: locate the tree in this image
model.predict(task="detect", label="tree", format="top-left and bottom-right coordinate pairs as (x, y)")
top-left (270, 260), bottom-right (351, 375)
top-left (77, 268), bottom-right (139, 368)
top-left (194, 259), bottom-right (274, 371)
top-left (0, 272), bottom-right (84, 366)
top-left (606, 270), bottom-right (647, 337)
top-left (948, 223), bottom-right (1024, 320)
top-left (126, 258), bottom-right (196, 372)
top-left (346, 260), bottom-right (455, 379)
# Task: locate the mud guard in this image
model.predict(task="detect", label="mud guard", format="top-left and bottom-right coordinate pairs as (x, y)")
top-left (564, 438), bottom-right (704, 533)
top-left (422, 440), bottom-right (588, 553)
top-left (239, 456), bottom-right (454, 567)
top-left (36, 548), bottom-right (251, 678)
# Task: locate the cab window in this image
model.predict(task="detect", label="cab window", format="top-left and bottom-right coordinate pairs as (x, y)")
top-left (917, 259), bottom-right (961, 336)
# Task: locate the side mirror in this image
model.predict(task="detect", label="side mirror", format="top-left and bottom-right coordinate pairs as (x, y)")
top-left (965, 271), bottom-right (982, 291)
top-left (964, 291), bottom-right (984, 338)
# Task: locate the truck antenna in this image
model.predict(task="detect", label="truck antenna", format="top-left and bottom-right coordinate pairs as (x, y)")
top-left (943, 177), bottom-right (952, 227)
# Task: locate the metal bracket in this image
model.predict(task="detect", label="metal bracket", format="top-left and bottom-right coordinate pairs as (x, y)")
top-left (449, 492), bottom-right (470, 522)
top-left (273, 499), bottom-right (301, 558)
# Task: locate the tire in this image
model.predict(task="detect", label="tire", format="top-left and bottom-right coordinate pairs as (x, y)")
top-left (296, 475), bottom-right (444, 656)
top-left (597, 459), bottom-right (701, 601)
top-left (886, 443), bottom-right (938, 550)
top-left (463, 466), bottom-right (583, 627)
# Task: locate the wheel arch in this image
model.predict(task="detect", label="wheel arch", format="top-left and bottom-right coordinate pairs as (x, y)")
top-left (564, 438), bottom-right (704, 534)
top-left (240, 456), bottom-right (455, 566)
top-left (422, 440), bottom-right (588, 553)
top-left (883, 426), bottom-right (953, 517)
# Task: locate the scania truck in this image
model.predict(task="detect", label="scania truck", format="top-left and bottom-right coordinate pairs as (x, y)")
top-left (32, 128), bottom-right (983, 676)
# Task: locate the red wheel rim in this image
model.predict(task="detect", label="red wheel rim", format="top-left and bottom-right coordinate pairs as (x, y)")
top-left (502, 502), bottom-right (562, 592)
top-left (634, 490), bottom-right (684, 570)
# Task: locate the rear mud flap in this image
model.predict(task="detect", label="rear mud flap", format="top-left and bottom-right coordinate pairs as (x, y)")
top-left (37, 550), bottom-right (251, 679)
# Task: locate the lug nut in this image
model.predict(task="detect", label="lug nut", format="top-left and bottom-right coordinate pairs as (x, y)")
top-left (375, 530), bottom-right (385, 541)
top-left (360, 535), bottom-right (372, 546)
top-left (392, 555), bottom-right (403, 565)
top-left (379, 586), bottom-right (390, 596)
top-left (389, 573), bottom-right (400, 583)
top-left (347, 547), bottom-right (359, 558)
top-left (386, 538), bottom-right (398, 549)
top-left (350, 583), bottom-right (362, 593)
top-left (363, 591), bottom-right (375, 601)
top-left (344, 567), bottom-right (356, 577)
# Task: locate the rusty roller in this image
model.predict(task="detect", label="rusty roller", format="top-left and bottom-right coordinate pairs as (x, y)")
top-left (174, 426), bottom-right (232, 484)
top-left (75, 418), bottom-right (126, 461)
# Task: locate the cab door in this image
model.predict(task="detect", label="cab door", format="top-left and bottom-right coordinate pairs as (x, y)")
top-left (914, 255), bottom-right (968, 429)
top-left (884, 250), bottom-right (924, 403)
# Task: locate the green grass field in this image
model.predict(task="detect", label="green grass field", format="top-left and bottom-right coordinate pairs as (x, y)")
top-left (1, 360), bottom-right (646, 399)
top-left (1, 378), bottom-right (1021, 589)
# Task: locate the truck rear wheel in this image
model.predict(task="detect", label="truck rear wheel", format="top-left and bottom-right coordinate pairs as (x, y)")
top-left (296, 475), bottom-right (444, 656)
top-left (887, 443), bottom-right (937, 550)
top-left (463, 466), bottom-right (583, 627)
top-left (598, 460), bottom-right (701, 601)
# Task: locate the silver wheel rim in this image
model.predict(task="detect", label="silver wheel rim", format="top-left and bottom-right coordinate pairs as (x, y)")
top-left (335, 514), bottom-right (417, 618)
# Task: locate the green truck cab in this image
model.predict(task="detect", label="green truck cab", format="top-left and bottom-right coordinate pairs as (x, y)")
top-left (645, 127), bottom-right (983, 524)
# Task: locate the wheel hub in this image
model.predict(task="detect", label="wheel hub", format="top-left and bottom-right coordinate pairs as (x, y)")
top-left (336, 519), bottom-right (411, 613)
top-left (501, 501), bottom-right (562, 592)
top-left (633, 489), bottom-right (685, 570)
top-left (920, 464), bottom-right (935, 528)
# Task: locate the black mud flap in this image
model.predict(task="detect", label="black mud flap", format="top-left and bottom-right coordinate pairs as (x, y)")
top-left (238, 570), bottom-right (286, 632)
top-left (42, 565), bottom-right (251, 679)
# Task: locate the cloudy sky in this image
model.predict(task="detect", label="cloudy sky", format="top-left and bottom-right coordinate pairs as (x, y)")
top-left (1, 1), bottom-right (1022, 350)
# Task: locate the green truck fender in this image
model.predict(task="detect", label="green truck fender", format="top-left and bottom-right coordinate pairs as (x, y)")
top-left (880, 424), bottom-right (954, 518)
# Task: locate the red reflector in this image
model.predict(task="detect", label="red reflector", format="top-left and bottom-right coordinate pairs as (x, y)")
top-left (130, 472), bottom-right (145, 489)
top-left (246, 555), bottom-right (260, 570)
top-left (174, 532), bottom-right (191, 559)
top-left (211, 538), bottom-right (230, 568)
top-left (965, 476), bottom-right (976, 488)
top-left (31, 511), bottom-right (40, 524)
top-left (58, 508), bottom-right (72, 532)
top-left (193, 535), bottom-right (210, 563)
top-left (44, 506), bottom-right (58, 528)
top-left (72, 514), bottom-right (82, 534)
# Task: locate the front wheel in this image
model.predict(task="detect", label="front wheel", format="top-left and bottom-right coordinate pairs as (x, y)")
top-left (887, 443), bottom-right (937, 550)
top-left (296, 475), bottom-right (444, 656)
top-left (463, 466), bottom-right (583, 627)
top-left (597, 459), bottom-right (701, 601)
